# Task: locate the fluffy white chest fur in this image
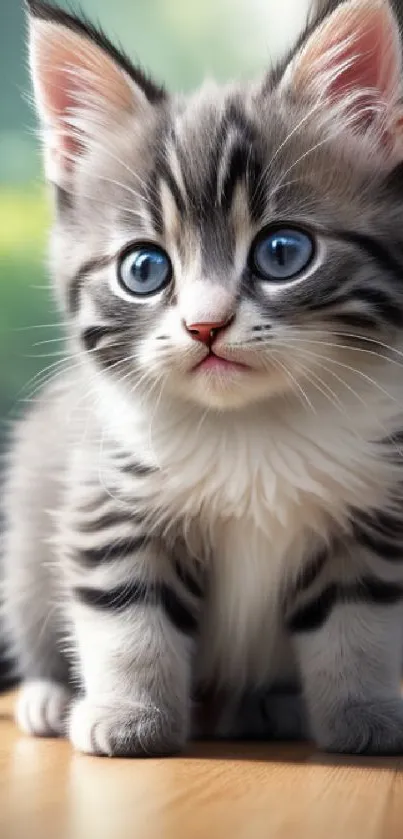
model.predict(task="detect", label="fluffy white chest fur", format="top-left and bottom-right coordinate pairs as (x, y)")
top-left (99, 378), bottom-right (399, 688)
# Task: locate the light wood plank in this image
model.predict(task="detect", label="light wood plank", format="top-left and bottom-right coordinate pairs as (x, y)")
top-left (0, 692), bottom-right (401, 839)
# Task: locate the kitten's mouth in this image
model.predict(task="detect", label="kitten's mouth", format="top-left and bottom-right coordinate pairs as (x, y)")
top-left (192, 352), bottom-right (251, 374)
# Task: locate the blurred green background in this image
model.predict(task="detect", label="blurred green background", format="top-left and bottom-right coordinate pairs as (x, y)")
top-left (0, 0), bottom-right (308, 446)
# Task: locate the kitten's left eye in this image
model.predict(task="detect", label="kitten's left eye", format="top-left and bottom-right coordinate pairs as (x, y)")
top-left (251, 227), bottom-right (314, 282)
top-left (118, 244), bottom-right (172, 296)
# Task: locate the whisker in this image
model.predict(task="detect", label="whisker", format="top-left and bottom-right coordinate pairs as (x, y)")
top-left (12, 322), bottom-right (67, 333)
top-left (269, 352), bottom-right (316, 414)
top-left (32, 337), bottom-right (67, 348)
top-left (24, 351), bottom-right (67, 360)
top-left (291, 361), bottom-right (345, 415)
top-left (269, 341), bottom-right (403, 450)
top-left (273, 343), bottom-right (400, 406)
top-left (323, 331), bottom-right (403, 362)
top-left (272, 335), bottom-right (403, 371)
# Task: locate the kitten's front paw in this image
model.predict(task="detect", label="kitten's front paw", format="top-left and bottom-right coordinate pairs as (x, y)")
top-left (69, 697), bottom-right (188, 757)
top-left (16, 680), bottom-right (72, 737)
top-left (316, 699), bottom-right (403, 755)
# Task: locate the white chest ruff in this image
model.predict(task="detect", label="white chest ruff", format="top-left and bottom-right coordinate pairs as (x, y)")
top-left (151, 407), bottom-right (387, 688)
top-left (196, 516), bottom-right (299, 688)
top-left (102, 383), bottom-right (398, 688)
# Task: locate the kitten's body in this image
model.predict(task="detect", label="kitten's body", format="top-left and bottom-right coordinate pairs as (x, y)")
top-left (5, 0), bottom-right (403, 755)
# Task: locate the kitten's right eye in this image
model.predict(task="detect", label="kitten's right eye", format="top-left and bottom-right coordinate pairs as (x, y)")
top-left (118, 244), bottom-right (172, 296)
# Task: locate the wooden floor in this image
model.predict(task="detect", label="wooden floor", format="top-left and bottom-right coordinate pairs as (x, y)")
top-left (1, 693), bottom-right (403, 839)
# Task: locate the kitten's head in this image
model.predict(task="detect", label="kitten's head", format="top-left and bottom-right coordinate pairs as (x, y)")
top-left (28, 0), bottom-right (403, 411)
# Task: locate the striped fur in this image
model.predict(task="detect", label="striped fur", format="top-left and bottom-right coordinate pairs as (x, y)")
top-left (4, 0), bottom-right (403, 755)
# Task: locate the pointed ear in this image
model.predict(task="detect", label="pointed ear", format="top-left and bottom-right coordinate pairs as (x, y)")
top-left (27, 1), bottom-right (165, 188)
top-left (282, 0), bottom-right (403, 154)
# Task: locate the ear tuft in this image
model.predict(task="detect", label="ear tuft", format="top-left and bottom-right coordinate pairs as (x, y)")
top-left (283, 0), bottom-right (403, 154)
top-left (27, 1), bottom-right (165, 187)
top-left (26, 1), bottom-right (165, 105)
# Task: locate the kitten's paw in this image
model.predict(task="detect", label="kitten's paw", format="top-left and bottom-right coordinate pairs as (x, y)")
top-left (316, 699), bottom-right (403, 755)
top-left (69, 697), bottom-right (187, 757)
top-left (16, 680), bottom-right (72, 738)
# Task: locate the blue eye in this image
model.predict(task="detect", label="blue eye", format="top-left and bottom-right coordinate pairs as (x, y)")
top-left (118, 245), bottom-right (172, 296)
top-left (251, 228), bottom-right (314, 282)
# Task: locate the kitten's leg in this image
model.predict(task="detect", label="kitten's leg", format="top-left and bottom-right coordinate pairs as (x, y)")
top-left (288, 569), bottom-right (403, 754)
top-left (67, 532), bottom-right (200, 757)
top-left (3, 466), bottom-right (72, 738)
top-left (5, 549), bottom-right (72, 738)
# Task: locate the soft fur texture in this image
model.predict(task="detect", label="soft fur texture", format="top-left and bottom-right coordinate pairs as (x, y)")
top-left (4, 0), bottom-right (403, 755)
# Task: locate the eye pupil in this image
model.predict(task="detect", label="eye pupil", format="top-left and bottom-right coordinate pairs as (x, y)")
top-left (119, 245), bottom-right (171, 296)
top-left (139, 256), bottom-right (150, 281)
top-left (252, 227), bottom-right (314, 282)
top-left (275, 240), bottom-right (286, 267)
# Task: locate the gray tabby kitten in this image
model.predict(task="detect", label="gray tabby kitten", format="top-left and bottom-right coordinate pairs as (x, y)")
top-left (4, 0), bottom-right (403, 756)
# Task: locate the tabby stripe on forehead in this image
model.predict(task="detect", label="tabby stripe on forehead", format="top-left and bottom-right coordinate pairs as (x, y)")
top-left (220, 141), bottom-right (250, 213)
top-left (287, 577), bottom-right (403, 633)
top-left (69, 255), bottom-right (113, 313)
top-left (225, 101), bottom-right (256, 144)
top-left (73, 581), bottom-right (198, 634)
top-left (247, 149), bottom-right (265, 222)
top-left (147, 169), bottom-right (164, 235)
top-left (157, 159), bottom-right (186, 218)
top-left (221, 103), bottom-right (263, 218)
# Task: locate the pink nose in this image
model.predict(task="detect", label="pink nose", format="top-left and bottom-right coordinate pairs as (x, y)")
top-left (185, 319), bottom-right (231, 346)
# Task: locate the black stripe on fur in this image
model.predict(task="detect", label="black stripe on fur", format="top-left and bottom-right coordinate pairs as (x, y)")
top-left (295, 549), bottom-right (328, 592)
top-left (81, 325), bottom-right (125, 352)
top-left (74, 581), bottom-right (198, 634)
top-left (69, 255), bottom-right (113, 313)
top-left (351, 506), bottom-right (403, 562)
top-left (220, 142), bottom-right (250, 213)
top-left (120, 461), bottom-right (157, 477)
top-left (0, 638), bottom-right (19, 694)
top-left (288, 577), bottom-right (403, 633)
top-left (78, 535), bottom-right (148, 566)
top-left (173, 559), bottom-right (204, 599)
top-left (77, 511), bottom-right (139, 534)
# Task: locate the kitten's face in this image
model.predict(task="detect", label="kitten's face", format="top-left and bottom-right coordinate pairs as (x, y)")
top-left (58, 88), bottom-right (402, 412)
top-left (30, 0), bottom-right (403, 412)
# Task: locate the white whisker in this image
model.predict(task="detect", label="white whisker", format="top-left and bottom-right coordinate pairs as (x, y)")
top-left (269, 352), bottom-right (316, 414)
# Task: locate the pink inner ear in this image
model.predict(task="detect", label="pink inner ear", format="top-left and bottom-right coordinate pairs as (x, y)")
top-left (40, 63), bottom-right (85, 168)
top-left (31, 21), bottom-right (138, 175)
top-left (294, 2), bottom-right (401, 120)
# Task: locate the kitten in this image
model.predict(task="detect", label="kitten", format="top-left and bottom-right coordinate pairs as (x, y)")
top-left (4, 0), bottom-right (403, 756)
